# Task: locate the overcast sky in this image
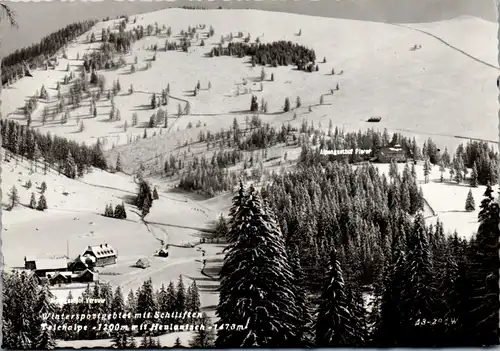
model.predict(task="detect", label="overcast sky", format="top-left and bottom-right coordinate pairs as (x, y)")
top-left (0, 0), bottom-right (496, 57)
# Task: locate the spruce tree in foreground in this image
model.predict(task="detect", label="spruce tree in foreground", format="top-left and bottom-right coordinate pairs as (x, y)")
top-left (465, 190), bottom-right (475, 212)
top-left (467, 201), bottom-right (500, 346)
top-left (216, 185), bottom-right (300, 348)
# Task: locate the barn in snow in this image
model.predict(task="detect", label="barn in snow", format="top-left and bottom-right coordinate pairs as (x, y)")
top-left (81, 244), bottom-right (117, 267)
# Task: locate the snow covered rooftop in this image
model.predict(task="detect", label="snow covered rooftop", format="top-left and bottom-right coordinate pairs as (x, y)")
top-left (83, 244), bottom-right (117, 258)
top-left (34, 258), bottom-right (68, 271)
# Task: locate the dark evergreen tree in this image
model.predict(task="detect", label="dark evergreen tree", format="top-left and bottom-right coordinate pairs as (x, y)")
top-left (284, 97), bottom-right (290, 112)
top-left (467, 201), bottom-right (500, 345)
top-left (29, 192), bottom-right (36, 209)
top-left (8, 185), bottom-right (19, 210)
top-left (36, 194), bottom-right (47, 211)
top-left (315, 249), bottom-right (362, 347)
top-left (189, 312), bottom-right (215, 348)
top-left (176, 275), bottom-right (186, 312)
top-left (398, 214), bottom-right (437, 346)
top-left (465, 190), bottom-right (475, 212)
top-left (250, 95), bottom-right (258, 112)
top-left (216, 186), bottom-right (300, 347)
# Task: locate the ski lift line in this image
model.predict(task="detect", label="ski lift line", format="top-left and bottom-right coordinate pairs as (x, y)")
top-left (389, 23), bottom-right (500, 71)
top-left (394, 128), bottom-right (497, 145)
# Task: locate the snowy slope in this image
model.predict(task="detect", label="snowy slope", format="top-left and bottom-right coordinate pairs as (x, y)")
top-left (1, 9), bottom-right (497, 158)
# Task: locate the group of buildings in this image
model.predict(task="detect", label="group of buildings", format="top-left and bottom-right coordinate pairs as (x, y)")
top-left (24, 243), bottom-right (118, 286)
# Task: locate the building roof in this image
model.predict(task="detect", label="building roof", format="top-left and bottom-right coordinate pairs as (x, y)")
top-left (136, 258), bottom-right (150, 267)
top-left (34, 258), bottom-right (68, 271)
top-left (49, 272), bottom-right (70, 282)
top-left (83, 244), bottom-right (117, 258)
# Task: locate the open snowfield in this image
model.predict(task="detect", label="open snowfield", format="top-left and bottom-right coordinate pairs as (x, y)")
top-left (372, 162), bottom-right (485, 239)
top-left (1, 8), bottom-right (498, 158)
top-left (1, 152), bottom-right (226, 322)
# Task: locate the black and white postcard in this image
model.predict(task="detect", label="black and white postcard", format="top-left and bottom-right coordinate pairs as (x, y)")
top-left (0, 0), bottom-right (499, 348)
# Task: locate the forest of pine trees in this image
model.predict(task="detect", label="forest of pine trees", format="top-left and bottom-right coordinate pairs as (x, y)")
top-left (215, 178), bottom-right (499, 347)
top-left (2, 275), bottom-right (202, 347)
top-left (1, 20), bottom-right (97, 85)
top-left (1, 119), bottom-right (107, 178)
top-left (209, 41), bottom-right (316, 71)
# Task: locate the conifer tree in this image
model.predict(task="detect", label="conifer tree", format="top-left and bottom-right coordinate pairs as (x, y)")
top-left (423, 158), bottom-right (431, 183)
top-left (216, 186), bottom-right (300, 347)
top-left (439, 160), bottom-right (445, 182)
top-left (372, 234), bottom-right (407, 347)
top-left (465, 190), bottom-right (475, 212)
top-left (8, 185), bottom-right (19, 210)
top-left (250, 95), bottom-right (258, 112)
top-left (36, 194), bottom-right (47, 211)
top-left (216, 214), bottom-right (229, 238)
top-left (468, 201), bottom-right (500, 345)
top-left (151, 93), bottom-right (157, 109)
top-left (260, 67), bottom-right (266, 81)
top-left (136, 278), bottom-right (157, 318)
top-left (41, 181), bottom-right (47, 194)
top-left (176, 275), bottom-right (186, 312)
top-left (166, 281), bottom-right (177, 311)
top-left (35, 283), bottom-right (57, 349)
top-left (288, 244), bottom-right (313, 346)
top-left (189, 312), bottom-right (215, 347)
top-left (116, 154), bottom-right (122, 172)
top-left (284, 97), bottom-right (290, 112)
top-left (174, 337), bottom-right (182, 347)
top-left (470, 162), bottom-right (478, 187)
top-left (187, 280), bottom-right (201, 313)
top-left (315, 249), bottom-right (361, 347)
top-left (153, 187), bottom-right (159, 200)
top-left (478, 185), bottom-right (493, 222)
top-left (399, 214), bottom-right (436, 346)
top-left (64, 150), bottom-right (76, 179)
top-left (29, 192), bottom-right (36, 209)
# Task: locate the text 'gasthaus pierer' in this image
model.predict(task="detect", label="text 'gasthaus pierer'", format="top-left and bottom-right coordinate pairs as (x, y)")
top-left (41, 311), bottom-right (203, 321)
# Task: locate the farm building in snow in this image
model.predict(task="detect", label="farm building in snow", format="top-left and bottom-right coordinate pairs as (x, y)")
top-left (25, 258), bottom-right (69, 277)
top-left (44, 269), bottom-right (98, 286)
top-left (81, 244), bottom-right (117, 267)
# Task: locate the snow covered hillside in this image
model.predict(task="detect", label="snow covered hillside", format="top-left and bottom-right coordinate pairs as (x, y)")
top-left (1, 150), bottom-right (227, 317)
top-left (1, 8), bottom-right (497, 158)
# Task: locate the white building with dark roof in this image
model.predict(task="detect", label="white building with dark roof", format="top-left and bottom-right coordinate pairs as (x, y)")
top-left (81, 243), bottom-right (117, 267)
